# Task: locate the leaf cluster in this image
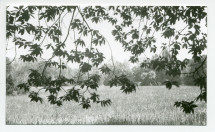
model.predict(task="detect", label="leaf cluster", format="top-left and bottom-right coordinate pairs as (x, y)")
top-left (174, 101), bottom-right (197, 114)
top-left (109, 75), bottom-right (136, 94)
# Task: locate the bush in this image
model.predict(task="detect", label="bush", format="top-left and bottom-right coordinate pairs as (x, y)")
top-left (6, 75), bottom-right (15, 95)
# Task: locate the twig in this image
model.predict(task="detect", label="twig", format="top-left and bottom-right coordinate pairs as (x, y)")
top-left (39, 11), bottom-right (64, 46)
top-left (58, 57), bottom-right (62, 78)
top-left (77, 7), bottom-right (117, 74)
top-left (180, 56), bottom-right (207, 75)
top-left (37, 87), bottom-right (46, 94)
top-left (168, 37), bottom-right (171, 60)
top-left (60, 87), bottom-right (68, 94)
top-left (41, 7), bottom-right (76, 78)
top-left (62, 7), bottom-right (76, 44)
top-left (178, 25), bottom-right (188, 34)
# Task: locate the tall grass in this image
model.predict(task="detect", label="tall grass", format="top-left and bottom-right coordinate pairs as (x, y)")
top-left (6, 86), bottom-right (206, 125)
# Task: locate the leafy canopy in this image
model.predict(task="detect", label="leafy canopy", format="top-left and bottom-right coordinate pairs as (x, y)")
top-left (6, 6), bottom-right (207, 113)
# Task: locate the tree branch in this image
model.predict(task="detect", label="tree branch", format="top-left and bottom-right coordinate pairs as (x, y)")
top-left (62, 7), bottom-right (76, 44)
top-left (58, 57), bottom-right (62, 78)
top-left (180, 56), bottom-right (207, 75)
top-left (41, 7), bottom-right (76, 78)
top-left (39, 11), bottom-right (63, 46)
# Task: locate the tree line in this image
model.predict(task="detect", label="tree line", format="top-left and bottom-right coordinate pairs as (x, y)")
top-left (7, 54), bottom-right (206, 95)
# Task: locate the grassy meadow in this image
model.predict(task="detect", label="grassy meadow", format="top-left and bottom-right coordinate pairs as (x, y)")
top-left (6, 86), bottom-right (206, 125)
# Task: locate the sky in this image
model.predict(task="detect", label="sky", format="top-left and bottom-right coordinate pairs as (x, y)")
top-left (6, 6), bottom-right (207, 68)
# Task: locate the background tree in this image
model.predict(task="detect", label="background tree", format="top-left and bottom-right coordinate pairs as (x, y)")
top-left (103, 61), bottom-right (133, 86)
top-left (6, 58), bottom-right (78, 94)
top-left (6, 57), bottom-right (15, 95)
top-left (6, 6), bottom-right (207, 113)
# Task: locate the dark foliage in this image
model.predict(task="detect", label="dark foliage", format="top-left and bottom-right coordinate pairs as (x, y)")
top-left (174, 101), bottom-right (198, 114)
top-left (163, 81), bottom-right (179, 90)
top-left (109, 75), bottom-right (136, 94)
top-left (6, 75), bottom-right (15, 95)
top-left (6, 6), bottom-right (207, 112)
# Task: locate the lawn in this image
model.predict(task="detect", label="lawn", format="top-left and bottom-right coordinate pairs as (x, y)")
top-left (6, 86), bottom-right (206, 125)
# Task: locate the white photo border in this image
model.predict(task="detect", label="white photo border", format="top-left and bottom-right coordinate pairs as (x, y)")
top-left (0, 0), bottom-right (214, 132)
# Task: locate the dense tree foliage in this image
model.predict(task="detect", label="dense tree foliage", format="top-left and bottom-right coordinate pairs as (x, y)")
top-left (6, 58), bottom-right (15, 95)
top-left (6, 6), bottom-right (207, 113)
top-left (6, 57), bottom-right (201, 94)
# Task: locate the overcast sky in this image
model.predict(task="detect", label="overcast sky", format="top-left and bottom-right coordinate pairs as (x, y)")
top-left (6, 6), bottom-right (207, 68)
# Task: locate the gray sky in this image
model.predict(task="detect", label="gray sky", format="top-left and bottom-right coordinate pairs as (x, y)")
top-left (6, 6), bottom-right (207, 68)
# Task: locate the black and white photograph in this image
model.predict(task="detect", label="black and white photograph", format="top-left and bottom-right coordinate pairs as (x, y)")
top-left (5, 5), bottom-right (208, 125)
